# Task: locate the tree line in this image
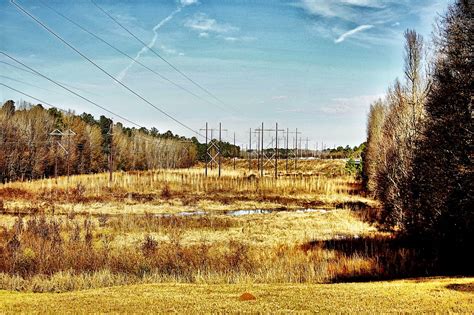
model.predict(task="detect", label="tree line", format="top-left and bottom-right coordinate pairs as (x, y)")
top-left (362, 0), bottom-right (472, 271)
top-left (0, 101), bottom-right (200, 182)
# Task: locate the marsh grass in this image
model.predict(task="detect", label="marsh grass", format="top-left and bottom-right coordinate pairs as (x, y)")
top-left (0, 211), bottom-right (432, 293)
top-left (0, 160), bottom-right (372, 214)
top-left (0, 160), bottom-right (399, 293)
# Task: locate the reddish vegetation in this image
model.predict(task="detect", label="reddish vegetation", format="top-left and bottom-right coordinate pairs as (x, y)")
top-left (0, 188), bottom-right (32, 199)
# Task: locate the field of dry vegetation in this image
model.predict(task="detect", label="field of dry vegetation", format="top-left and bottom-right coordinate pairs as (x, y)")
top-left (0, 159), bottom-right (472, 312)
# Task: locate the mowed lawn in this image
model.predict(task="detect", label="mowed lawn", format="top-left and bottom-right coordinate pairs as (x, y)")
top-left (1, 277), bottom-right (473, 313)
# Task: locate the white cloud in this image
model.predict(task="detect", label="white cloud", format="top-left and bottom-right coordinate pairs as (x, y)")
top-left (199, 32), bottom-right (209, 38)
top-left (179, 0), bottom-right (199, 7)
top-left (299, 0), bottom-right (389, 18)
top-left (216, 35), bottom-right (257, 42)
top-left (320, 94), bottom-right (383, 114)
top-left (297, 0), bottom-right (406, 29)
top-left (342, 0), bottom-right (386, 8)
top-left (185, 13), bottom-right (239, 34)
top-left (224, 36), bottom-right (238, 42)
top-left (334, 24), bottom-right (373, 43)
top-left (272, 95), bottom-right (288, 101)
top-left (160, 45), bottom-right (177, 55)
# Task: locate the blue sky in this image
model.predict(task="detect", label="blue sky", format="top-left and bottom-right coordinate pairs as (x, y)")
top-left (0, 0), bottom-right (451, 147)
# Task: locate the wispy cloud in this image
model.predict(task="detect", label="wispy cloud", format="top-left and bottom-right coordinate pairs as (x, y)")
top-left (185, 13), bottom-right (239, 34)
top-left (275, 94), bottom-right (383, 116)
top-left (272, 95), bottom-right (288, 101)
top-left (296, 0), bottom-right (429, 45)
top-left (320, 94), bottom-right (383, 114)
top-left (179, 0), bottom-right (199, 6)
top-left (298, 0), bottom-right (391, 20)
top-left (334, 24), bottom-right (373, 43)
top-left (159, 44), bottom-right (184, 56)
top-left (185, 13), bottom-right (255, 42)
top-left (217, 35), bottom-right (257, 42)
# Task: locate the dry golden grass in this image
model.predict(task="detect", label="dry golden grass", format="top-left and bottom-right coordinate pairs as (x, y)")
top-left (108, 209), bottom-right (379, 247)
top-left (1, 277), bottom-right (473, 313)
top-left (0, 209), bottom-right (387, 292)
top-left (0, 159), bottom-right (375, 215)
top-left (2, 159), bottom-right (464, 312)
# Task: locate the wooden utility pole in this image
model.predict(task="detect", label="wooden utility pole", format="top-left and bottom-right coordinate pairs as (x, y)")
top-left (260, 122), bottom-right (264, 177)
top-left (49, 129), bottom-right (62, 180)
top-left (295, 128), bottom-right (298, 171)
top-left (305, 137), bottom-right (310, 159)
top-left (108, 122), bottom-right (114, 183)
top-left (286, 128), bottom-right (289, 174)
top-left (275, 122), bottom-right (278, 179)
top-left (255, 128), bottom-right (260, 174)
top-left (205, 122), bottom-right (208, 176)
top-left (233, 132), bottom-right (236, 170)
top-left (218, 122), bottom-right (222, 177)
top-left (248, 128), bottom-right (252, 171)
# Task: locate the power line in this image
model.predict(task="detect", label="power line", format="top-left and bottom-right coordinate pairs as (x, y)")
top-left (10, 0), bottom-right (204, 139)
top-left (1, 82), bottom-right (59, 109)
top-left (0, 60), bottom-right (99, 95)
top-left (0, 81), bottom-right (197, 149)
top-left (1, 51), bottom-right (142, 128)
top-left (0, 86), bottom-right (185, 149)
top-left (1, 60), bottom-right (40, 76)
top-left (38, 0), bottom-right (234, 116)
top-left (90, 0), bottom-right (241, 114)
top-left (0, 74), bottom-right (56, 93)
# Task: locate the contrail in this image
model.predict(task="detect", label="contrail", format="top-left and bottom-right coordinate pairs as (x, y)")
top-left (334, 24), bottom-right (373, 44)
top-left (117, 7), bottom-right (182, 82)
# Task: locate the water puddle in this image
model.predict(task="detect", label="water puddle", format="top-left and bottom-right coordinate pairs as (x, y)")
top-left (224, 209), bottom-right (274, 216)
top-left (154, 210), bottom-right (206, 218)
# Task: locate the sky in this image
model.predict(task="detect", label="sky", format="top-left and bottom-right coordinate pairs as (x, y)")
top-left (0, 0), bottom-right (452, 148)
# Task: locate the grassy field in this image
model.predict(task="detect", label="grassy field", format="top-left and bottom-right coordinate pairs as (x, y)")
top-left (0, 159), bottom-right (375, 215)
top-left (1, 277), bottom-right (473, 313)
top-left (0, 160), bottom-right (471, 312)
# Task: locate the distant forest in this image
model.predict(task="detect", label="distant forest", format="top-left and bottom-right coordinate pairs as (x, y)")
top-left (0, 100), bottom-right (252, 182)
top-left (0, 101), bottom-right (201, 182)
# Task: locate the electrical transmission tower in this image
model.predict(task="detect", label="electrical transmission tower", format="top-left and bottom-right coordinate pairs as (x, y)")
top-left (49, 128), bottom-right (76, 185)
top-left (107, 122), bottom-right (114, 183)
top-left (200, 123), bottom-right (227, 177)
top-left (254, 123), bottom-right (284, 178)
top-left (285, 128), bottom-right (302, 173)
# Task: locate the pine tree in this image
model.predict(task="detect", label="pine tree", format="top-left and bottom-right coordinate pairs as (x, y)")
top-left (409, 0), bottom-right (473, 268)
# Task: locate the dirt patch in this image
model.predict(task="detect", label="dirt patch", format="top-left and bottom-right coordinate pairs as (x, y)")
top-left (239, 292), bottom-right (256, 301)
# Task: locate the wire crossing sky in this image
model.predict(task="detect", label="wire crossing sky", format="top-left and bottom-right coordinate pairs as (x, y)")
top-left (0, 0), bottom-right (451, 146)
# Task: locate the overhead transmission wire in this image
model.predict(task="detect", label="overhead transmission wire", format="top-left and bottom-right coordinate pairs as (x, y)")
top-left (89, 0), bottom-right (241, 115)
top-left (0, 74), bottom-right (57, 93)
top-left (1, 82), bottom-right (60, 109)
top-left (10, 0), bottom-right (204, 139)
top-left (88, 0), bottom-right (249, 146)
top-left (0, 60), bottom-right (99, 95)
top-left (0, 83), bottom-right (183, 148)
top-left (37, 0), bottom-right (235, 116)
top-left (1, 51), bottom-right (142, 128)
